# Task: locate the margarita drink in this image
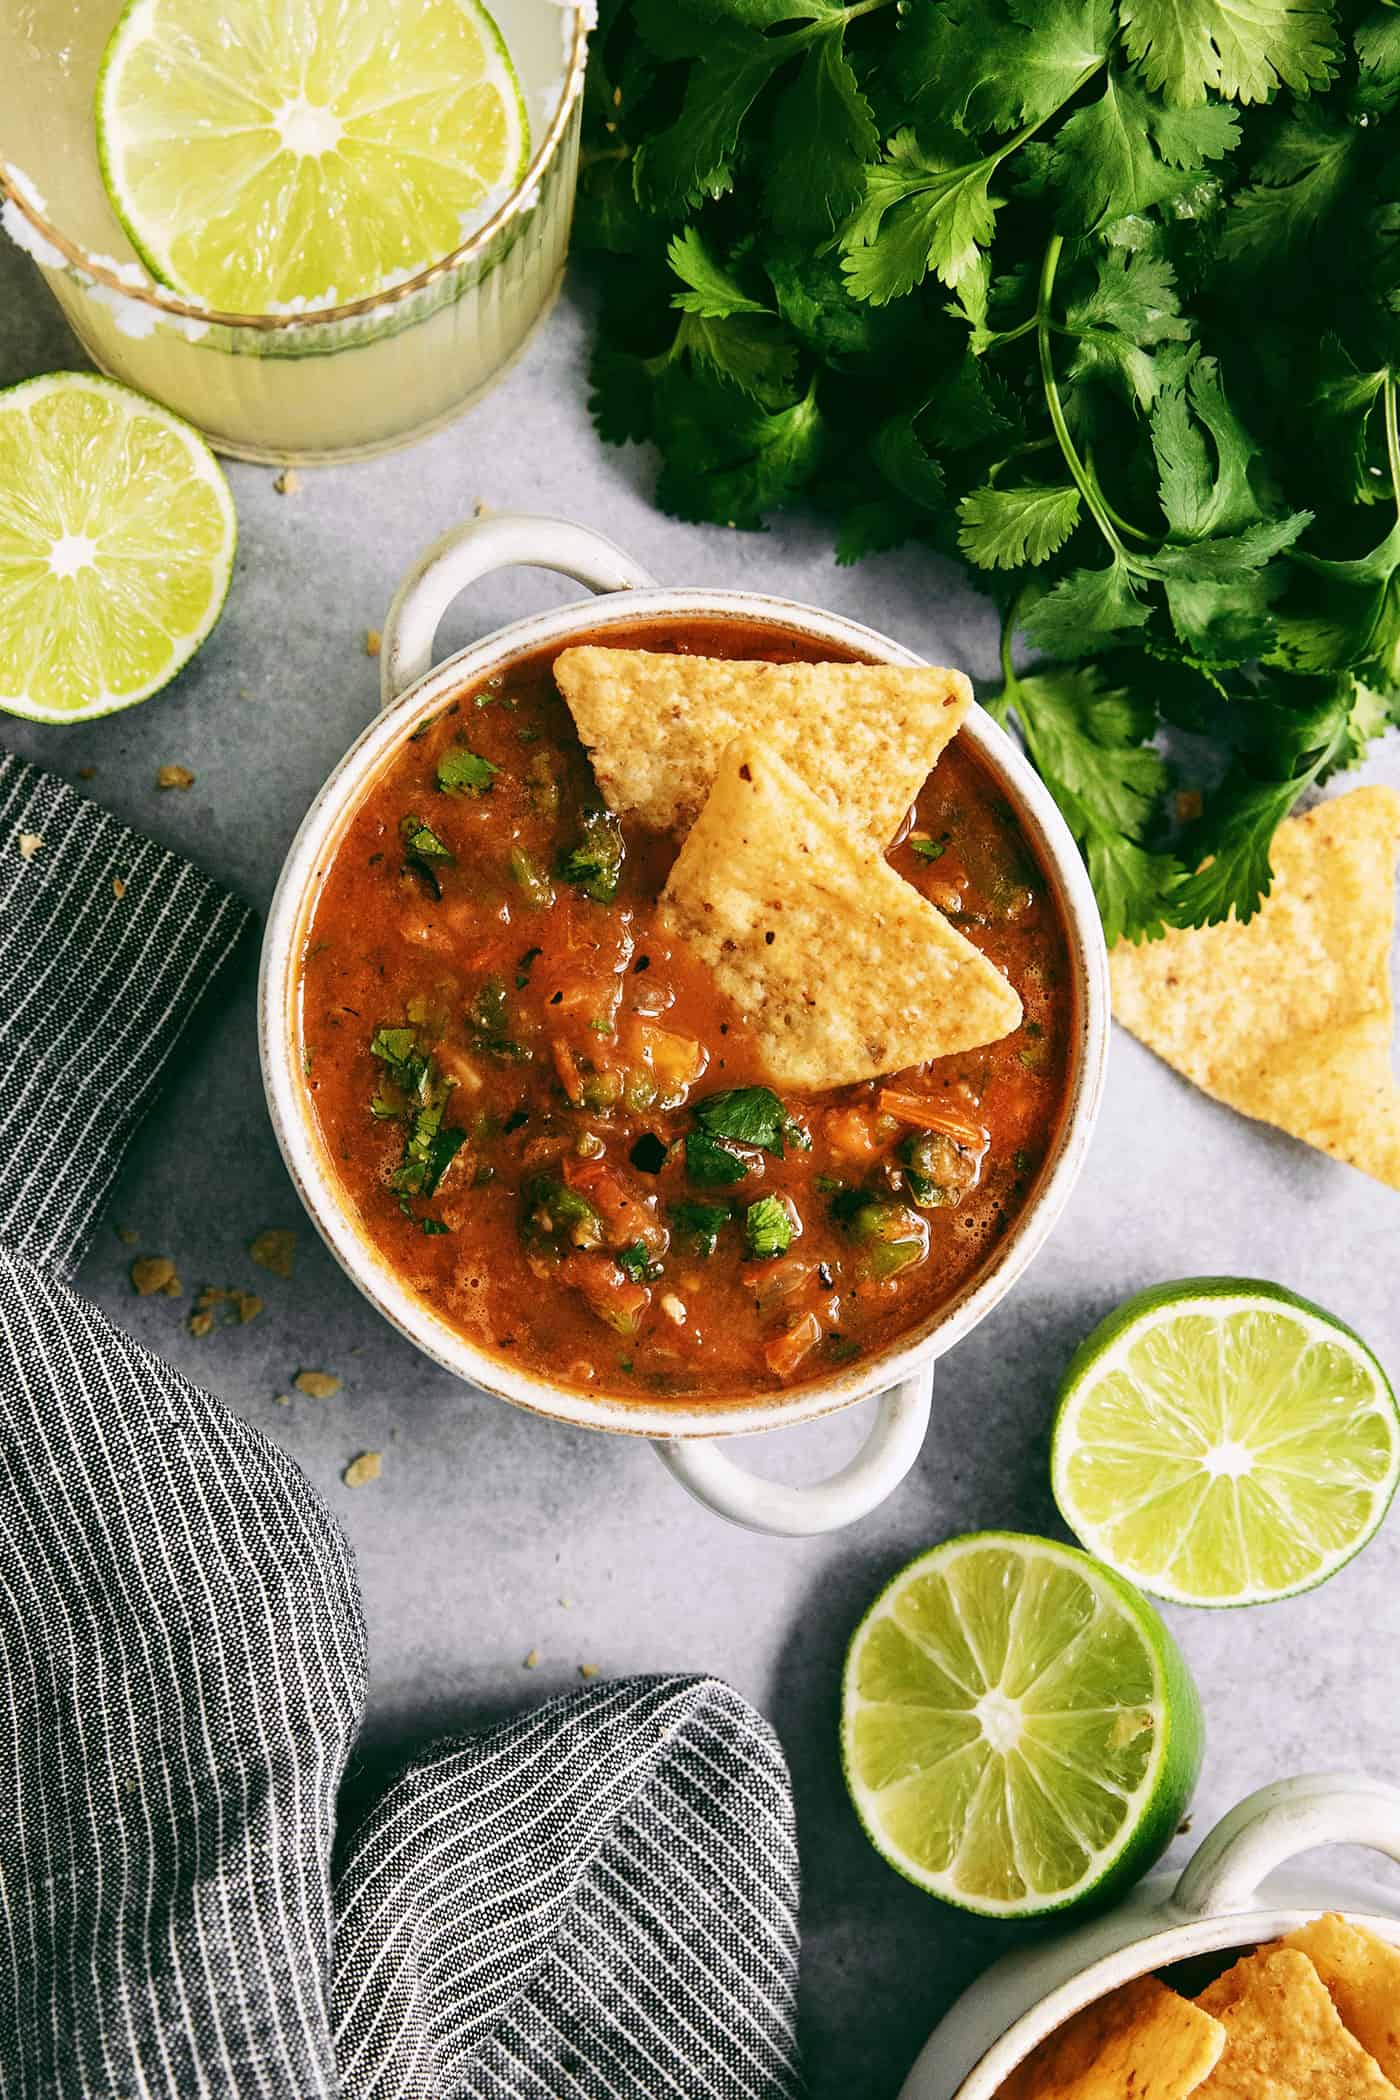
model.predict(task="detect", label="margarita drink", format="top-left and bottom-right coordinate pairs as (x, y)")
top-left (1, 0), bottom-right (587, 461)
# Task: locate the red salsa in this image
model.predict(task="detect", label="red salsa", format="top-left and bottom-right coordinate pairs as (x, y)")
top-left (299, 619), bottom-right (1075, 1402)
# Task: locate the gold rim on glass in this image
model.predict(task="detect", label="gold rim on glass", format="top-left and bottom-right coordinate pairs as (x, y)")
top-left (0, 4), bottom-right (588, 334)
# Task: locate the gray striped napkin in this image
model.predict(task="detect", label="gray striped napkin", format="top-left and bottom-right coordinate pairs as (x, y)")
top-left (0, 754), bottom-right (804, 2100)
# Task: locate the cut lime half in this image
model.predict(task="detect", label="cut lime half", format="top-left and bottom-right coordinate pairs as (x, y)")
top-left (97, 0), bottom-right (530, 314)
top-left (1053, 1279), bottom-right (1400, 1609)
top-left (0, 373), bottom-right (236, 724)
top-left (842, 1532), bottom-right (1202, 1918)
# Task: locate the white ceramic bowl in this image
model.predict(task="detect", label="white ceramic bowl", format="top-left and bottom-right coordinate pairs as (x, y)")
top-left (259, 514), bottom-right (1110, 1534)
top-left (902, 1772), bottom-right (1400, 2098)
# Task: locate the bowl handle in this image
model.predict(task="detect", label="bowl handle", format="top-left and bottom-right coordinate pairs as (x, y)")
top-left (1172, 1772), bottom-right (1400, 1919)
top-left (650, 1365), bottom-right (933, 1536)
top-left (379, 513), bottom-right (657, 707)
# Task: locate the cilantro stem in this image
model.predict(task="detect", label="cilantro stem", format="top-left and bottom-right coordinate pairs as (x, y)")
top-left (781, 0), bottom-right (897, 50)
top-left (1385, 373), bottom-right (1400, 516)
top-left (1036, 235), bottom-right (1152, 577)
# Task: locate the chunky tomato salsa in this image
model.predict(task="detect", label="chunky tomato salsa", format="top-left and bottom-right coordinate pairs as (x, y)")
top-left (298, 619), bottom-right (1074, 1402)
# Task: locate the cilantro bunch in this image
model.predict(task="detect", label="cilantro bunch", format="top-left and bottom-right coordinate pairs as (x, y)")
top-left (575, 0), bottom-right (1400, 939)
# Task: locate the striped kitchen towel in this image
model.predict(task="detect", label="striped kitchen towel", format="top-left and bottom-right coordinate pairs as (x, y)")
top-left (0, 754), bottom-right (804, 2100)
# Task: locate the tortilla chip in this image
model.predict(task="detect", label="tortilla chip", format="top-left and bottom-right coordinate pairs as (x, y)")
top-left (553, 646), bottom-right (970, 844)
top-left (662, 737), bottom-right (1021, 1091)
top-left (996, 1974), bottom-right (1225, 2100)
top-left (1196, 1946), bottom-right (1400, 2098)
top-left (1111, 787), bottom-right (1400, 1190)
top-left (1275, 1915), bottom-right (1400, 2080)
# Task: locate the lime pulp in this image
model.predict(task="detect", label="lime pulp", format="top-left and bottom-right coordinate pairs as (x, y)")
top-left (842, 1531), bottom-right (1203, 1918)
top-left (97, 0), bottom-right (530, 313)
top-left (0, 372), bottom-right (236, 724)
top-left (1052, 1279), bottom-right (1400, 1608)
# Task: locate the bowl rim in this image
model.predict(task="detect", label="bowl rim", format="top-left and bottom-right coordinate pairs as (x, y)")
top-left (0, 3), bottom-right (588, 334)
top-left (258, 585), bottom-right (1111, 1440)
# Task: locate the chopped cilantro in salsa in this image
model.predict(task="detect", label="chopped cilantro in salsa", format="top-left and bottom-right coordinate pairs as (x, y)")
top-left (558, 805), bottom-right (624, 903)
top-left (668, 1200), bottom-right (731, 1256)
top-left (436, 744), bottom-right (498, 796)
top-left (694, 1087), bottom-right (807, 1157)
top-left (684, 1130), bottom-right (751, 1187)
top-left (745, 1196), bottom-right (794, 1260)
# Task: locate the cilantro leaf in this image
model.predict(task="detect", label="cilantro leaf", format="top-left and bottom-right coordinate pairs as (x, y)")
top-left (745, 1194), bottom-right (795, 1258)
top-left (685, 1129), bottom-right (753, 1185)
top-left (1149, 348), bottom-right (1264, 538)
top-left (1168, 686), bottom-right (1351, 924)
top-left (993, 666), bottom-right (1178, 941)
top-left (1050, 72), bottom-right (1216, 233)
top-left (958, 482), bottom-right (1082, 568)
top-left (654, 371), bottom-right (825, 526)
top-left (1354, 6), bottom-right (1400, 114)
top-left (1218, 104), bottom-right (1358, 267)
top-left (1023, 559), bottom-right (1153, 657)
top-left (667, 227), bottom-right (772, 316)
top-left (668, 1199), bottom-right (733, 1255)
top-left (616, 1240), bottom-right (662, 1281)
top-left (436, 745), bottom-right (498, 796)
top-left (694, 1085), bottom-right (801, 1153)
top-left (558, 805), bottom-right (625, 901)
top-left (634, 34), bottom-right (785, 209)
top-left (766, 30), bottom-right (878, 236)
top-left (669, 310), bottom-right (799, 404)
top-left (897, 0), bottom-right (1114, 136)
top-left (841, 128), bottom-right (999, 303)
top-left (1119, 0), bottom-right (1338, 106)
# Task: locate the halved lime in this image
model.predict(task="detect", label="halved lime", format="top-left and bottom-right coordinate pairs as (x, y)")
top-left (842, 1532), bottom-right (1202, 1918)
top-left (97, 0), bottom-right (529, 314)
top-left (0, 373), bottom-right (236, 724)
top-left (1053, 1279), bottom-right (1400, 1609)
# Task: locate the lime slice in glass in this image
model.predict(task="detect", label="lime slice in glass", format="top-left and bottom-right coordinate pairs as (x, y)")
top-left (842, 1531), bottom-right (1202, 1918)
top-left (0, 373), bottom-right (236, 724)
top-left (97, 0), bottom-right (530, 314)
top-left (1053, 1278), bottom-right (1400, 1609)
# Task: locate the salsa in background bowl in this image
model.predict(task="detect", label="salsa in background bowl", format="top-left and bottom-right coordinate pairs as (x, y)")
top-left (297, 614), bottom-right (1076, 1406)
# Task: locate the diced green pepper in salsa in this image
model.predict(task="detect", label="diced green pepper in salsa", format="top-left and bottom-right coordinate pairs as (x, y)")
top-left (298, 620), bottom-right (1072, 1400)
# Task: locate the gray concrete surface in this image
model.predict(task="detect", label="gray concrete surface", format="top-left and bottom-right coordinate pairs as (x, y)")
top-left (3, 237), bottom-right (1399, 2098)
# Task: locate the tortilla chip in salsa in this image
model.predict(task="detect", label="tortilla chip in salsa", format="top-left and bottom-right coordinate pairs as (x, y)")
top-left (662, 737), bottom-right (1022, 1091)
top-left (1277, 1914), bottom-right (1400, 2080)
top-left (1110, 787), bottom-right (1400, 1190)
top-left (1195, 1947), bottom-right (1400, 2098)
top-left (995, 1974), bottom-right (1225, 2100)
top-left (553, 646), bottom-right (970, 844)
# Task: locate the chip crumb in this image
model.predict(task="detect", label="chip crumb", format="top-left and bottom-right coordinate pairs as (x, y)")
top-left (1175, 788), bottom-right (1204, 824)
top-left (579, 1663), bottom-right (600, 1680)
top-left (558, 1595), bottom-right (573, 1609)
top-left (365, 628), bottom-right (382, 657)
top-left (131, 1255), bottom-right (179, 1298)
top-left (273, 1393), bottom-right (291, 1407)
top-left (473, 498), bottom-right (492, 518)
top-left (77, 766), bottom-right (97, 781)
top-left (523, 1647), bottom-right (541, 1669)
top-left (274, 468), bottom-right (302, 495)
top-left (156, 764), bottom-right (194, 791)
top-left (295, 1369), bottom-right (342, 1400)
top-left (343, 1450), bottom-right (381, 1488)
top-left (189, 1308), bottom-right (216, 1338)
top-left (112, 875), bottom-right (127, 899)
top-left (17, 832), bottom-right (43, 860)
top-left (232, 1290), bottom-right (262, 1325)
top-left (115, 1224), bottom-right (139, 1247)
top-left (250, 1228), bottom-right (296, 1277)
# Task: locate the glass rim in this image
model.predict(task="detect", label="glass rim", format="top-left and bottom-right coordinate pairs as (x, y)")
top-left (0, 3), bottom-right (588, 335)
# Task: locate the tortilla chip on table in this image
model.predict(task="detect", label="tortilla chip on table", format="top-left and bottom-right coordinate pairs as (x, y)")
top-left (553, 646), bottom-right (970, 844)
top-left (1110, 787), bottom-right (1400, 1190)
top-left (661, 737), bottom-right (1022, 1092)
top-left (995, 1973), bottom-right (1225, 2100)
top-left (1195, 1945), bottom-right (1400, 2097)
